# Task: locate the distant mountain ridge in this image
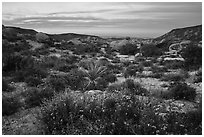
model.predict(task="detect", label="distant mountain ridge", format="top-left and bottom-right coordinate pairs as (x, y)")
top-left (2, 25), bottom-right (102, 41)
top-left (48, 33), bottom-right (102, 41)
top-left (154, 25), bottom-right (202, 43)
top-left (2, 24), bottom-right (202, 43)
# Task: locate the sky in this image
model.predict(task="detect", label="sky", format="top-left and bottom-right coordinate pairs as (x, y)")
top-left (2, 2), bottom-right (202, 38)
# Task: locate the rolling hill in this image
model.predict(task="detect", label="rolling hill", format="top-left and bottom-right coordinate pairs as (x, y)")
top-left (154, 25), bottom-right (202, 43)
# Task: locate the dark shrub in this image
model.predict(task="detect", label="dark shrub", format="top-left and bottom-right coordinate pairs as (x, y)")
top-left (181, 44), bottom-right (202, 70)
top-left (141, 44), bottom-right (162, 57)
top-left (2, 95), bottom-right (21, 116)
top-left (3, 54), bottom-right (35, 73)
top-left (48, 75), bottom-right (68, 92)
top-left (107, 79), bottom-right (148, 96)
top-left (141, 61), bottom-right (153, 67)
top-left (119, 43), bottom-right (139, 55)
top-left (98, 58), bottom-right (110, 66)
top-left (194, 76), bottom-right (202, 83)
top-left (41, 56), bottom-right (59, 68)
top-left (123, 61), bottom-right (132, 67)
top-left (161, 70), bottom-right (188, 82)
top-left (14, 65), bottom-right (48, 82)
top-left (57, 64), bottom-right (77, 72)
top-left (92, 78), bottom-right (109, 91)
top-left (194, 69), bottom-right (202, 83)
top-left (103, 73), bottom-right (117, 83)
top-left (25, 76), bottom-right (43, 87)
top-left (106, 83), bottom-right (125, 92)
top-left (124, 79), bottom-right (148, 96)
top-left (124, 64), bottom-right (144, 78)
top-left (161, 74), bottom-right (184, 82)
top-left (66, 69), bottom-right (86, 90)
top-left (107, 64), bottom-right (123, 72)
top-left (149, 72), bottom-right (163, 78)
top-left (164, 61), bottom-right (184, 69)
top-left (3, 54), bottom-right (23, 72)
top-left (22, 87), bottom-right (55, 108)
top-left (167, 82), bottom-right (196, 101)
top-left (151, 65), bottom-right (168, 73)
top-left (2, 79), bottom-right (14, 92)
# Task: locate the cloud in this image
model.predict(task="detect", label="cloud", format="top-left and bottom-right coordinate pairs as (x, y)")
top-left (2, 2), bottom-right (202, 37)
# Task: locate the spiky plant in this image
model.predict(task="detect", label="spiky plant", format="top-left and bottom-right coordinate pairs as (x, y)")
top-left (79, 59), bottom-right (107, 90)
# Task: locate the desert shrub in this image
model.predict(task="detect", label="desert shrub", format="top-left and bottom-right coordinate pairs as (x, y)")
top-left (3, 54), bottom-right (23, 72)
top-left (161, 70), bottom-right (188, 82)
top-left (149, 72), bottom-right (163, 78)
top-left (41, 56), bottom-right (61, 68)
top-left (141, 44), bottom-right (162, 57)
top-left (41, 91), bottom-right (142, 135)
top-left (122, 61), bottom-right (133, 67)
top-left (107, 79), bottom-right (148, 96)
top-left (66, 68), bottom-right (87, 90)
top-left (141, 61), bottom-right (153, 67)
top-left (162, 110), bottom-right (202, 135)
top-left (181, 44), bottom-right (202, 70)
top-left (164, 61), bottom-right (184, 69)
top-left (196, 68), bottom-right (202, 77)
top-left (119, 43), bottom-right (139, 55)
top-left (2, 79), bottom-right (14, 92)
top-left (139, 102), bottom-right (202, 135)
top-left (124, 64), bottom-right (144, 78)
top-left (107, 64), bottom-right (123, 72)
top-left (139, 104), bottom-right (167, 134)
top-left (167, 82), bottom-right (196, 101)
top-left (2, 95), bottom-right (21, 116)
top-left (106, 83), bottom-right (125, 92)
top-left (36, 32), bottom-right (49, 42)
top-left (151, 65), bottom-right (168, 73)
top-left (25, 76), bottom-right (43, 87)
top-left (161, 74), bottom-right (184, 82)
top-left (124, 79), bottom-right (148, 96)
top-left (66, 55), bottom-right (80, 64)
top-left (98, 58), bottom-right (110, 66)
top-left (57, 64), bottom-right (78, 72)
top-left (47, 75), bottom-right (68, 92)
top-left (14, 65), bottom-right (48, 82)
top-left (103, 73), bottom-right (117, 83)
top-left (41, 90), bottom-right (201, 135)
top-left (3, 54), bottom-right (35, 73)
top-left (22, 87), bottom-right (55, 108)
top-left (111, 58), bottom-right (121, 63)
top-left (194, 69), bottom-right (202, 83)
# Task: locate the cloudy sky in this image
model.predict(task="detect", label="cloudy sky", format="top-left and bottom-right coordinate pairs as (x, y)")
top-left (2, 2), bottom-right (202, 38)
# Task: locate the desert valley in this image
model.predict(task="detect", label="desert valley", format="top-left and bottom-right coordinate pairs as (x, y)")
top-left (2, 24), bottom-right (202, 134)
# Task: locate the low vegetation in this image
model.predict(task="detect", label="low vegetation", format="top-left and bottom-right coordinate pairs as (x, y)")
top-left (2, 94), bottom-right (22, 116)
top-left (2, 25), bottom-right (202, 135)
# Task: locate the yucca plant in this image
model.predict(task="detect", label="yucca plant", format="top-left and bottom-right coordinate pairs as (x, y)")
top-left (79, 59), bottom-right (108, 90)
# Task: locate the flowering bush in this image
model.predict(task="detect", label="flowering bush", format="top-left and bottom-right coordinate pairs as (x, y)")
top-left (41, 91), bottom-right (142, 134)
